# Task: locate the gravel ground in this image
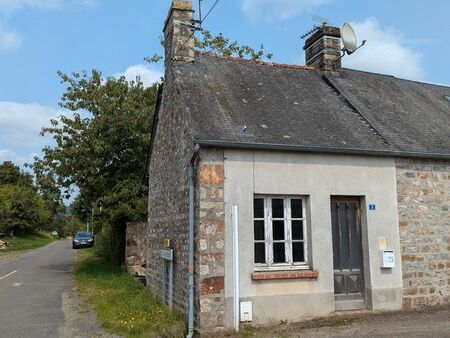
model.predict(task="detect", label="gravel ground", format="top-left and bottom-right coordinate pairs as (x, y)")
top-left (60, 287), bottom-right (122, 338)
top-left (220, 306), bottom-right (450, 338)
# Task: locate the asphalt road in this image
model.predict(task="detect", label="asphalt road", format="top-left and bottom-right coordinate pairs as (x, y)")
top-left (0, 240), bottom-right (73, 338)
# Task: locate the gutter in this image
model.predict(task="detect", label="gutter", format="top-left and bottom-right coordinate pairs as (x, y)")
top-left (196, 139), bottom-right (450, 160)
top-left (187, 143), bottom-right (200, 338)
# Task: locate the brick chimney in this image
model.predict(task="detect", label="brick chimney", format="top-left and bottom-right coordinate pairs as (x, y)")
top-left (304, 26), bottom-right (342, 75)
top-left (163, 0), bottom-right (195, 66)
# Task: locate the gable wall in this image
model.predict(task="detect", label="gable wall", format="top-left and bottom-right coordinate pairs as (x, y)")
top-left (146, 67), bottom-right (195, 314)
top-left (396, 158), bottom-right (450, 309)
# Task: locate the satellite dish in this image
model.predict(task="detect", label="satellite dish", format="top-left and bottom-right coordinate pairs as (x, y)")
top-left (341, 23), bottom-right (357, 54)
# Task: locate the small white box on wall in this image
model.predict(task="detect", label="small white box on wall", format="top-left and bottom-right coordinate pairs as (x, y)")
top-left (380, 250), bottom-right (395, 268)
top-left (240, 301), bottom-right (253, 322)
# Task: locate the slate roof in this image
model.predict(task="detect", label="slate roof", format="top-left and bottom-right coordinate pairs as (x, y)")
top-left (173, 52), bottom-right (450, 158)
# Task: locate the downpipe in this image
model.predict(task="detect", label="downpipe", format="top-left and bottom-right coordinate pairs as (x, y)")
top-left (187, 144), bottom-right (200, 338)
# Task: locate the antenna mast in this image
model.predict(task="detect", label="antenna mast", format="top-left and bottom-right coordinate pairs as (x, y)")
top-left (300, 14), bottom-right (331, 39)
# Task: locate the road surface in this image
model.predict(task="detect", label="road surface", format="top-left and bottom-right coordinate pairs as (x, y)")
top-left (0, 240), bottom-right (73, 338)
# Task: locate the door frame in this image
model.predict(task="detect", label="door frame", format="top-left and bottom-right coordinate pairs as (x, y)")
top-left (330, 196), bottom-right (366, 310)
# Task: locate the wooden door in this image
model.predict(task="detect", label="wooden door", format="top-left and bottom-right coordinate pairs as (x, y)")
top-left (331, 197), bottom-right (365, 305)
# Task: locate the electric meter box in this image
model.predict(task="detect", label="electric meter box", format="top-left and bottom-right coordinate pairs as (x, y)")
top-left (380, 250), bottom-right (395, 268)
top-left (240, 301), bottom-right (253, 322)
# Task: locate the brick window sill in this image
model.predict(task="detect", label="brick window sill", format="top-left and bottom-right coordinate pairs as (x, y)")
top-left (251, 270), bottom-right (319, 280)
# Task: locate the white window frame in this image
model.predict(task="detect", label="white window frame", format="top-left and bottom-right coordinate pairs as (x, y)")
top-left (254, 196), bottom-right (309, 271)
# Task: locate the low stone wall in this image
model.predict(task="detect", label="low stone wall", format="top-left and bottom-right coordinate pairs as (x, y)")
top-left (396, 158), bottom-right (450, 309)
top-left (125, 222), bottom-right (148, 279)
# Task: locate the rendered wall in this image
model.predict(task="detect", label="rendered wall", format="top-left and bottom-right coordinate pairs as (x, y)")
top-left (222, 150), bottom-right (403, 327)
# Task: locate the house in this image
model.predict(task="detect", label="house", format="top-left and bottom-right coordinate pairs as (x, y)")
top-left (139, 0), bottom-right (450, 335)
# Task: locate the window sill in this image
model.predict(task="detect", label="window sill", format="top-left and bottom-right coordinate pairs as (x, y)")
top-left (251, 270), bottom-right (319, 281)
top-left (254, 264), bottom-right (310, 272)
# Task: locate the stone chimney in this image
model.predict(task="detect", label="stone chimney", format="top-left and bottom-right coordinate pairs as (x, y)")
top-left (304, 26), bottom-right (342, 75)
top-left (163, 0), bottom-right (195, 66)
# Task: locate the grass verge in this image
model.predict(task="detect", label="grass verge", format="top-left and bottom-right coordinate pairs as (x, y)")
top-left (75, 248), bottom-right (185, 338)
top-left (0, 232), bottom-right (57, 256)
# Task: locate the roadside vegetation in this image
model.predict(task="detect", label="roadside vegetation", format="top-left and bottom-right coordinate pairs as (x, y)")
top-left (0, 232), bottom-right (57, 256)
top-left (75, 248), bottom-right (185, 338)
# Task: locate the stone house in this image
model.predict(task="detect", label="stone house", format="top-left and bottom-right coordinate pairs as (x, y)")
top-left (140, 0), bottom-right (450, 335)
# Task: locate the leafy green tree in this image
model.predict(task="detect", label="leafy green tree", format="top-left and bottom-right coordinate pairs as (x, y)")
top-left (32, 70), bottom-right (157, 264)
top-left (0, 185), bottom-right (51, 235)
top-left (27, 158), bottom-right (64, 217)
top-left (0, 161), bottom-right (33, 187)
top-left (195, 30), bottom-right (273, 60)
top-left (145, 30), bottom-right (273, 64)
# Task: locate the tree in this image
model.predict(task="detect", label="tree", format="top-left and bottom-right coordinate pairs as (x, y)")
top-left (32, 70), bottom-right (158, 264)
top-left (0, 185), bottom-right (51, 235)
top-left (195, 30), bottom-right (273, 60)
top-left (0, 161), bottom-right (33, 187)
top-left (145, 30), bottom-right (273, 64)
top-left (27, 158), bottom-right (64, 217)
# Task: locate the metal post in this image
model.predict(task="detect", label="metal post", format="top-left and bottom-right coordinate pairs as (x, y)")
top-left (232, 205), bottom-right (240, 332)
top-left (186, 144), bottom-right (200, 338)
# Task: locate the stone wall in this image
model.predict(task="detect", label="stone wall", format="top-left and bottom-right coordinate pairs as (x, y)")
top-left (195, 149), bottom-right (226, 334)
top-left (146, 64), bottom-right (195, 313)
top-left (396, 158), bottom-right (450, 309)
top-left (125, 222), bottom-right (148, 279)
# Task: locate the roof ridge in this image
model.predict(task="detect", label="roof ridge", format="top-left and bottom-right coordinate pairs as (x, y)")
top-left (195, 51), bottom-right (316, 71)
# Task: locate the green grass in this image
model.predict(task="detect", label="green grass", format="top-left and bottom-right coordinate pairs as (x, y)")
top-left (0, 232), bottom-right (57, 255)
top-left (75, 248), bottom-right (185, 338)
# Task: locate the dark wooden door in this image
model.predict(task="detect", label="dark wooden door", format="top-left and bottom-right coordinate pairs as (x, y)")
top-left (331, 198), bottom-right (364, 302)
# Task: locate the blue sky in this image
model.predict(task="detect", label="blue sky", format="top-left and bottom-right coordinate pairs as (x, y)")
top-left (0, 0), bottom-right (449, 167)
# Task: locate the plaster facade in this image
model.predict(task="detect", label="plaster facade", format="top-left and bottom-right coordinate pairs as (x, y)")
top-left (222, 149), bottom-right (403, 327)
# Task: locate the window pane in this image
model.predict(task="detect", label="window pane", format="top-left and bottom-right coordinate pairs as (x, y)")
top-left (254, 198), bottom-right (264, 218)
top-left (254, 243), bottom-right (265, 263)
top-left (292, 220), bottom-right (303, 240)
top-left (291, 199), bottom-right (303, 218)
top-left (272, 220), bottom-right (285, 240)
top-left (254, 220), bottom-right (265, 241)
top-left (293, 242), bottom-right (305, 262)
top-left (273, 242), bottom-right (286, 263)
top-left (272, 198), bottom-right (284, 218)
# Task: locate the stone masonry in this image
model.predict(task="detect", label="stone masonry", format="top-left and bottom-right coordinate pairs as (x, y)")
top-left (195, 148), bottom-right (226, 334)
top-left (125, 222), bottom-right (148, 279)
top-left (304, 26), bottom-right (342, 74)
top-left (146, 0), bottom-right (196, 314)
top-left (396, 158), bottom-right (450, 309)
top-left (146, 68), bottom-right (195, 312)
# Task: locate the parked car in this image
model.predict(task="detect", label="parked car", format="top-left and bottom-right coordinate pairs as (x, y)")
top-left (72, 232), bottom-right (94, 249)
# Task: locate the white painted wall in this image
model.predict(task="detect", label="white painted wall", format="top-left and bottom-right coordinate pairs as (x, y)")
top-left (222, 149), bottom-right (403, 326)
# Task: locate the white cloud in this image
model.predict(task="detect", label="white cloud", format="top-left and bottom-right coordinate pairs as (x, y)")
top-left (117, 64), bottom-right (163, 87)
top-left (0, 101), bottom-right (58, 147)
top-left (0, 25), bottom-right (22, 52)
top-left (343, 17), bottom-right (426, 81)
top-left (241, 0), bottom-right (332, 21)
top-left (0, 0), bottom-right (61, 15)
top-left (0, 148), bottom-right (38, 166)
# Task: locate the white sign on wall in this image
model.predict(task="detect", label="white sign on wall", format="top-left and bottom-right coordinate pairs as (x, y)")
top-left (160, 248), bottom-right (173, 261)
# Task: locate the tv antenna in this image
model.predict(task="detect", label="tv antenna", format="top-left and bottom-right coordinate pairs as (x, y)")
top-left (336, 23), bottom-right (367, 60)
top-left (301, 14), bottom-right (331, 39)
